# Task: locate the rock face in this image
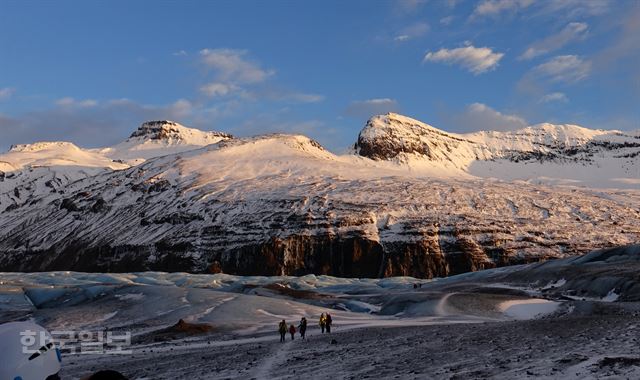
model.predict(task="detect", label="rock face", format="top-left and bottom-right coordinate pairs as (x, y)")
top-left (129, 120), bottom-right (232, 142)
top-left (355, 113), bottom-right (473, 163)
top-left (0, 116), bottom-right (638, 278)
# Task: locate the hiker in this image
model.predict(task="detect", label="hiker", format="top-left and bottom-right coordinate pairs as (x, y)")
top-left (278, 319), bottom-right (287, 342)
top-left (298, 317), bottom-right (307, 340)
top-left (289, 324), bottom-right (296, 340)
top-left (319, 313), bottom-right (326, 333)
top-left (325, 313), bottom-right (333, 333)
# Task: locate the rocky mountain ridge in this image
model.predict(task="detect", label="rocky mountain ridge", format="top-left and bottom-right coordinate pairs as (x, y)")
top-left (356, 113), bottom-right (640, 183)
top-left (0, 114), bottom-right (638, 277)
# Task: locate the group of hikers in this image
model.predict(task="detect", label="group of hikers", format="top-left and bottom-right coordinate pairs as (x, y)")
top-left (278, 313), bottom-right (333, 342)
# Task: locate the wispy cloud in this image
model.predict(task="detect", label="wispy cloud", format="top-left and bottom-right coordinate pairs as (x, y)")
top-left (472, 0), bottom-right (533, 18)
top-left (199, 48), bottom-right (274, 85)
top-left (440, 16), bottom-right (454, 26)
top-left (533, 55), bottom-right (592, 83)
top-left (394, 22), bottom-right (429, 42)
top-left (278, 92), bottom-right (325, 103)
top-left (539, 92), bottom-right (569, 103)
top-left (172, 50), bottom-right (187, 57)
top-left (423, 45), bottom-right (504, 74)
top-left (394, 0), bottom-right (427, 14)
top-left (0, 87), bottom-right (15, 101)
top-left (472, 0), bottom-right (608, 19)
top-left (449, 103), bottom-right (527, 132)
top-left (535, 0), bottom-right (610, 18)
top-left (197, 48), bottom-right (322, 105)
top-left (55, 97), bottom-right (98, 108)
top-left (520, 22), bottom-right (588, 60)
top-left (344, 98), bottom-right (399, 119)
top-left (199, 82), bottom-right (239, 97)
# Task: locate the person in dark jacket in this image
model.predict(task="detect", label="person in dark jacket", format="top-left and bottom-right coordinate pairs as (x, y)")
top-left (325, 313), bottom-right (333, 333)
top-left (288, 324), bottom-right (296, 340)
top-left (278, 320), bottom-right (287, 342)
top-left (298, 317), bottom-right (307, 340)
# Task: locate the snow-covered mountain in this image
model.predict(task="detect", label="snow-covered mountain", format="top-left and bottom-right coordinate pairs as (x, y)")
top-left (356, 113), bottom-right (640, 187)
top-left (0, 114), bottom-right (638, 277)
top-left (0, 121), bottom-right (231, 212)
top-left (96, 120), bottom-right (232, 165)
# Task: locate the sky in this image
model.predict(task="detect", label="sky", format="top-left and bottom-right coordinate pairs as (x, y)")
top-left (0, 0), bottom-right (638, 152)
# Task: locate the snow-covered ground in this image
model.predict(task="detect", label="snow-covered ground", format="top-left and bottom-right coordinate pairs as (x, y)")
top-left (2, 245), bottom-right (640, 379)
top-left (1, 114), bottom-right (638, 276)
top-left (1, 123), bottom-right (638, 276)
top-left (1, 115), bottom-right (639, 377)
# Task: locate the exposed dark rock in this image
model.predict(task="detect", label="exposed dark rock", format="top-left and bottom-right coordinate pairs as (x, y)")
top-left (91, 198), bottom-right (108, 213)
top-left (60, 198), bottom-right (79, 212)
top-left (130, 120), bottom-right (232, 141)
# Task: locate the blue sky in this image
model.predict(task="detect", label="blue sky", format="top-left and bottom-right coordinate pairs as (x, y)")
top-left (0, 0), bottom-right (638, 151)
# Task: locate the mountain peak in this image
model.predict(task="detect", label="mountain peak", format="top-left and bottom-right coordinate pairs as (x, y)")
top-left (355, 113), bottom-right (464, 162)
top-left (129, 120), bottom-right (232, 141)
top-left (130, 120), bottom-right (180, 138)
top-left (9, 141), bottom-right (81, 153)
top-left (98, 121), bottom-right (233, 165)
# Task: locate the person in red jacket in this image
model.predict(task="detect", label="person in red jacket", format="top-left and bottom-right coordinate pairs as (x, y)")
top-left (288, 324), bottom-right (296, 340)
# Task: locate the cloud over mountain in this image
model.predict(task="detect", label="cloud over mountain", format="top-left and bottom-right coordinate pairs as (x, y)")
top-left (424, 45), bottom-right (504, 74)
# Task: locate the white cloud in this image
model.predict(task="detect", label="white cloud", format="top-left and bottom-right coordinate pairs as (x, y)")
top-left (520, 22), bottom-right (588, 60)
top-left (423, 45), bottom-right (504, 74)
top-left (199, 48), bottom-right (273, 84)
top-left (281, 93), bottom-right (325, 103)
top-left (200, 82), bottom-right (238, 97)
top-left (344, 98), bottom-right (399, 119)
top-left (539, 92), bottom-right (569, 103)
top-left (395, 0), bottom-right (427, 13)
top-left (445, 0), bottom-right (459, 8)
top-left (472, 0), bottom-right (606, 19)
top-left (197, 48), bottom-right (321, 105)
top-left (440, 16), bottom-right (454, 25)
top-left (172, 50), bottom-right (187, 56)
top-left (55, 97), bottom-right (98, 107)
top-left (536, 0), bottom-right (610, 18)
top-left (394, 22), bottom-right (429, 42)
top-left (533, 55), bottom-right (592, 83)
top-left (472, 0), bottom-right (533, 18)
top-left (451, 103), bottom-right (527, 132)
top-left (168, 99), bottom-right (193, 118)
top-left (0, 87), bottom-right (15, 101)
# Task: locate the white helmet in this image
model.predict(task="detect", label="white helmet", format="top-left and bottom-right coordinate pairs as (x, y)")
top-left (0, 321), bottom-right (61, 380)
